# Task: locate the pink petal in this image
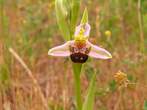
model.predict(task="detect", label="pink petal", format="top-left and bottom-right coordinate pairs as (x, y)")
top-left (87, 41), bottom-right (112, 59)
top-left (48, 41), bottom-right (72, 57)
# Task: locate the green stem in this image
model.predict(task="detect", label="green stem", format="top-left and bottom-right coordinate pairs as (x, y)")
top-left (0, 0), bottom-right (4, 38)
top-left (137, 0), bottom-right (145, 53)
top-left (73, 63), bottom-right (82, 110)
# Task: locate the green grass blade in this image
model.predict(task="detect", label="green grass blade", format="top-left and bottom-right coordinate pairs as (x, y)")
top-left (144, 100), bottom-right (147, 110)
top-left (55, 0), bottom-right (71, 41)
top-left (82, 73), bottom-right (96, 110)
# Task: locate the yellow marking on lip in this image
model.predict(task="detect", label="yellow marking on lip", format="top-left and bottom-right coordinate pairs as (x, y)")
top-left (74, 28), bottom-right (88, 42)
top-left (79, 28), bottom-right (85, 34)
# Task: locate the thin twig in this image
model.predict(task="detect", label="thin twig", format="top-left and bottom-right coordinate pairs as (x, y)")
top-left (9, 47), bottom-right (49, 110)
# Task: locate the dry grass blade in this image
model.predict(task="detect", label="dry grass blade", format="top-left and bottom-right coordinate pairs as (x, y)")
top-left (9, 47), bottom-right (49, 110)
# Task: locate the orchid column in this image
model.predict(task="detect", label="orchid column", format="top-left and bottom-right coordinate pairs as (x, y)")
top-left (48, 7), bottom-right (112, 110)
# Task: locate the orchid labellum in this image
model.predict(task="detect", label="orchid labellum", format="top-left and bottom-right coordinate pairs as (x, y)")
top-left (48, 23), bottom-right (112, 63)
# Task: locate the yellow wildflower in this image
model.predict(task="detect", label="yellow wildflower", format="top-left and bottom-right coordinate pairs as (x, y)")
top-left (105, 30), bottom-right (111, 38)
top-left (114, 71), bottom-right (128, 86)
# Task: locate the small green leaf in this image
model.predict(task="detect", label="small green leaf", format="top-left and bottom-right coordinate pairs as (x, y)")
top-left (109, 80), bottom-right (117, 92)
top-left (81, 8), bottom-right (88, 24)
top-left (143, 100), bottom-right (147, 110)
top-left (82, 73), bottom-right (96, 110)
top-left (55, 0), bottom-right (71, 41)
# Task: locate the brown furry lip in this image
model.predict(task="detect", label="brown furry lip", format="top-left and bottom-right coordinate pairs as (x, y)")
top-left (70, 53), bottom-right (88, 63)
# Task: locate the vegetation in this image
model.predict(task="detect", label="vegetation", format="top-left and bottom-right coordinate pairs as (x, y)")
top-left (0, 0), bottom-right (147, 110)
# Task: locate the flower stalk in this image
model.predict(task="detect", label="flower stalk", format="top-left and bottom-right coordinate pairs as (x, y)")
top-left (73, 63), bottom-right (83, 110)
top-left (49, 4), bottom-right (112, 110)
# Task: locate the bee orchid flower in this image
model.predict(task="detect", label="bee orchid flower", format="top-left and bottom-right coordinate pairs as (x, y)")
top-left (48, 23), bottom-right (112, 63)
